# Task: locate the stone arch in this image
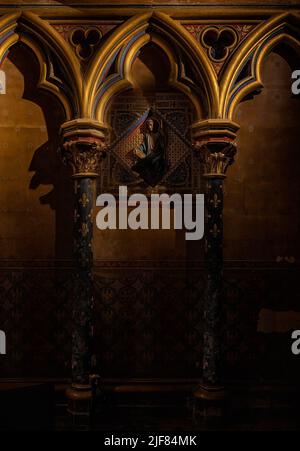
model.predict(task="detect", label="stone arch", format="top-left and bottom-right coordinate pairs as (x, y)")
top-left (220, 13), bottom-right (300, 120)
top-left (0, 12), bottom-right (82, 120)
top-left (86, 11), bottom-right (218, 123)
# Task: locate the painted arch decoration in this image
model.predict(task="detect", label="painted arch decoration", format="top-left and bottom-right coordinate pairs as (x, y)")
top-left (0, 10), bottom-right (299, 128)
top-left (85, 11), bottom-right (219, 124)
top-left (0, 11), bottom-right (82, 121)
top-left (219, 13), bottom-right (300, 120)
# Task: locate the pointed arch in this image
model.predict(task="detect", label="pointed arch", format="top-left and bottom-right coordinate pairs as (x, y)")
top-left (0, 11), bottom-right (83, 120)
top-left (85, 11), bottom-right (219, 123)
top-left (220, 13), bottom-right (300, 120)
top-left (97, 32), bottom-right (205, 124)
top-left (0, 12), bottom-right (20, 67)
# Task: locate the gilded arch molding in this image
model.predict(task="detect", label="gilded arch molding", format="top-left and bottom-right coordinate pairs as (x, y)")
top-left (0, 8), bottom-right (299, 128)
top-left (0, 12), bottom-right (20, 67)
top-left (0, 11), bottom-right (82, 120)
top-left (85, 11), bottom-right (219, 124)
top-left (95, 32), bottom-right (206, 124)
top-left (219, 12), bottom-right (300, 120)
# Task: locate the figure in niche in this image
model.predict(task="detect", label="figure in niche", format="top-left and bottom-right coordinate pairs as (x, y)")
top-left (132, 117), bottom-right (167, 187)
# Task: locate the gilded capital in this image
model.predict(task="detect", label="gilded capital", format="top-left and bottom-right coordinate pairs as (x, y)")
top-left (60, 119), bottom-right (108, 178)
top-left (191, 119), bottom-right (239, 178)
top-left (62, 139), bottom-right (106, 178)
top-left (199, 141), bottom-right (237, 178)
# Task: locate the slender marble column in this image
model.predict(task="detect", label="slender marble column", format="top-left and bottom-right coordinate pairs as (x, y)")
top-left (192, 132), bottom-right (237, 413)
top-left (62, 140), bottom-right (105, 385)
top-left (201, 142), bottom-right (236, 386)
top-left (72, 175), bottom-right (94, 383)
top-left (60, 121), bottom-right (106, 423)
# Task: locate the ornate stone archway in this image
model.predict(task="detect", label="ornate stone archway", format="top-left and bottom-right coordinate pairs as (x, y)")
top-left (0, 3), bottom-right (300, 422)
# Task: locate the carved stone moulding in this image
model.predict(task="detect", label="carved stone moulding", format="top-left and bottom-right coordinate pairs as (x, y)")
top-left (191, 118), bottom-right (239, 144)
top-left (60, 118), bottom-right (108, 178)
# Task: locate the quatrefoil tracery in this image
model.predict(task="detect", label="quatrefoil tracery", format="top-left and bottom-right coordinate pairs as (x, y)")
top-left (70, 27), bottom-right (102, 61)
top-left (201, 27), bottom-right (238, 62)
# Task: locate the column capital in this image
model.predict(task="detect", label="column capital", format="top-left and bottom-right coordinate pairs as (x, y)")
top-left (200, 141), bottom-right (237, 179)
top-left (191, 119), bottom-right (239, 178)
top-left (60, 118), bottom-right (108, 178)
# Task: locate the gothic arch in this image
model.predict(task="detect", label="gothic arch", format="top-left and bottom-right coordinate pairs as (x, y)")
top-left (98, 33), bottom-right (204, 124)
top-left (0, 11), bottom-right (82, 120)
top-left (0, 12), bottom-right (20, 67)
top-left (220, 13), bottom-right (300, 120)
top-left (85, 11), bottom-right (219, 124)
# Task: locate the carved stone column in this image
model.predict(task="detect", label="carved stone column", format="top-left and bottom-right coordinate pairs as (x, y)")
top-left (191, 119), bottom-right (239, 416)
top-left (60, 119), bottom-right (107, 425)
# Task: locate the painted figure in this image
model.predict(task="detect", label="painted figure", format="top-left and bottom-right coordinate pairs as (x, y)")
top-left (132, 117), bottom-right (167, 187)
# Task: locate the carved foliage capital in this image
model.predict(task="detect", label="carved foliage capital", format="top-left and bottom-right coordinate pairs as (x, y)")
top-left (197, 141), bottom-right (237, 178)
top-left (61, 138), bottom-right (106, 178)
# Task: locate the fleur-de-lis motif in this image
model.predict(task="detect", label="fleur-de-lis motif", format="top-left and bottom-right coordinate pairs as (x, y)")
top-left (80, 223), bottom-right (89, 238)
top-left (79, 193), bottom-right (90, 208)
top-left (211, 193), bottom-right (221, 209)
top-left (210, 223), bottom-right (220, 238)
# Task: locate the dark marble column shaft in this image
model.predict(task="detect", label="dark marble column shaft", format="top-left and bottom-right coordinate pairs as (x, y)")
top-left (61, 137), bottom-right (106, 386)
top-left (72, 176), bottom-right (94, 383)
top-left (197, 140), bottom-right (236, 389)
top-left (203, 176), bottom-right (224, 385)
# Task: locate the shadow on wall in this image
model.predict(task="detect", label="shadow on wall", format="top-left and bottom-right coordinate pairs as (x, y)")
top-left (225, 44), bottom-right (300, 262)
top-left (8, 44), bottom-right (74, 260)
top-left (222, 45), bottom-right (300, 381)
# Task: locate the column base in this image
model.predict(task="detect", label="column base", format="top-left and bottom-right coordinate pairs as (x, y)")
top-left (66, 383), bottom-right (94, 427)
top-left (193, 382), bottom-right (228, 419)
